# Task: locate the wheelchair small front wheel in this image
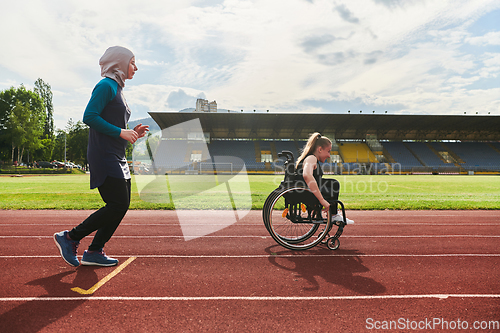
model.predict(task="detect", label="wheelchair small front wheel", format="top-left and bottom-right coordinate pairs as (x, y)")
top-left (326, 237), bottom-right (340, 250)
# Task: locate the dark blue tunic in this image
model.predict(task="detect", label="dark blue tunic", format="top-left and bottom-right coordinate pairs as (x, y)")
top-left (85, 80), bottom-right (131, 189)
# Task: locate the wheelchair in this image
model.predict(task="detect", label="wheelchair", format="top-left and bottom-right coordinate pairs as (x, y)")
top-left (262, 150), bottom-right (347, 251)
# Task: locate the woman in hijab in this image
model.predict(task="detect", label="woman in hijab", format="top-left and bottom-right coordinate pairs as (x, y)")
top-left (54, 46), bottom-right (149, 267)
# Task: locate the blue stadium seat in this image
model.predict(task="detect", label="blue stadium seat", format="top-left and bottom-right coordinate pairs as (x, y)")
top-left (382, 142), bottom-right (423, 170)
top-left (446, 142), bottom-right (500, 171)
top-left (405, 142), bottom-right (453, 167)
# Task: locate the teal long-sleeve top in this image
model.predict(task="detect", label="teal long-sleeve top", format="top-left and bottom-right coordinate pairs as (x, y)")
top-left (84, 77), bottom-right (131, 189)
top-left (83, 78), bottom-right (122, 137)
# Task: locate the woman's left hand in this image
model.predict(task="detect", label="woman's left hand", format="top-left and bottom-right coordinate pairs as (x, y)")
top-left (133, 123), bottom-right (150, 138)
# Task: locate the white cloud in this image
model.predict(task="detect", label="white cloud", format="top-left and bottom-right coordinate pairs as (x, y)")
top-left (467, 31), bottom-right (500, 46)
top-left (1, 0), bottom-right (499, 129)
top-left (126, 84), bottom-right (206, 111)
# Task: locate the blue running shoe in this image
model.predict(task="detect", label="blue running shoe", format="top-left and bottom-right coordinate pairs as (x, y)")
top-left (54, 230), bottom-right (80, 267)
top-left (81, 249), bottom-right (119, 266)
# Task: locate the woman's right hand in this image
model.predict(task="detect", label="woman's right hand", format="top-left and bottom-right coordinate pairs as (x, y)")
top-left (120, 129), bottom-right (139, 144)
top-left (320, 198), bottom-right (330, 212)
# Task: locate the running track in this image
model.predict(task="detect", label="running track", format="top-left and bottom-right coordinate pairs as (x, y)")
top-left (1, 210), bottom-right (499, 332)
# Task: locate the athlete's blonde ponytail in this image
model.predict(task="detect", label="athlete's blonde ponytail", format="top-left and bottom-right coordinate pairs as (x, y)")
top-left (296, 132), bottom-right (331, 167)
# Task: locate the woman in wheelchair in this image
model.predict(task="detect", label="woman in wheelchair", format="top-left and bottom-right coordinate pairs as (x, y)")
top-left (296, 132), bottom-right (354, 224)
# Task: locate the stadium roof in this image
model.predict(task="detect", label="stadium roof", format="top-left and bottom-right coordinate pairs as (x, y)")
top-left (148, 111), bottom-right (500, 141)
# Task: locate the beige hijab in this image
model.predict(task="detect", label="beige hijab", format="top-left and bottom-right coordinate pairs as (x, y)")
top-left (99, 46), bottom-right (134, 87)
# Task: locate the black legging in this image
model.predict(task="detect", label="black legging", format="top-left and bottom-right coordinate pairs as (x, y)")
top-left (319, 178), bottom-right (340, 212)
top-left (69, 176), bottom-right (131, 251)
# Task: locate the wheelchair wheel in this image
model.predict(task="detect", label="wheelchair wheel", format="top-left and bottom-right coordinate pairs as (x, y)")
top-left (263, 186), bottom-right (319, 243)
top-left (326, 237), bottom-right (340, 250)
top-left (262, 187), bottom-right (283, 233)
top-left (266, 187), bottom-right (332, 250)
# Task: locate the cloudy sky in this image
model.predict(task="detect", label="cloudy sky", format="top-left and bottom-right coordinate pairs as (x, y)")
top-left (1, 0), bottom-right (499, 130)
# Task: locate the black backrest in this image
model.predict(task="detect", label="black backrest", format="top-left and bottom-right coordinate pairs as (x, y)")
top-left (278, 150), bottom-right (296, 182)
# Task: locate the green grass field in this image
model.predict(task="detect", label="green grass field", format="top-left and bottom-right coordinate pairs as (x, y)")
top-left (0, 174), bottom-right (498, 210)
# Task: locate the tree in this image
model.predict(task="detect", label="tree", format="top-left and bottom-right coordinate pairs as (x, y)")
top-left (0, 85), bottom-right (45, 164)
top-left (34, 78), bottom-right (54, 139)
top-left (38, 135), bottom-right (55, 162)
top-left (9, 101), bottom-right (28, 163)
top-left (51, 119), bottom-right (89, 166)
top-left (0, 91), bottom-right (10, 161)
top-left (66, 120), bottom-right (89, 165)
top-left (52, 129), bottom-right (66, 162)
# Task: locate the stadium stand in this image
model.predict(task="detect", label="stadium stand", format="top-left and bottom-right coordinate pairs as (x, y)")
top-left (151, 139), bottom-right (500, 175)
top-left (381, 142), bottom-right (423, 171)
top-left (296, 140), bottom-right (307, 153)
top-left (206, 140), bottom-right (239, 157)
top-left (153, 140), bottom-right (190, 172)
top-left (428, 142), bottom-right (447, 152)
top-left (339, 142), bottom-right (378, 163)
top-left (207, 140), bottom-right (265, 171)
top-left (273, 140), bottom-right (300, 158)
top-left (146, 112), bottom-right (500, 175)
top-left (489, 142), bottom-right (500, 153)
top-left (444, 142), bottom-right (500, 172)
top-left (404, 142), bottom-right (453, 167)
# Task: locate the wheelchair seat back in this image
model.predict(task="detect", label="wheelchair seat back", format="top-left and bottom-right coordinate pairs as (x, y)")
top-left (278, 150), bottom-right (296, 183)
top-left (277, 150), bottom-right (321, 209)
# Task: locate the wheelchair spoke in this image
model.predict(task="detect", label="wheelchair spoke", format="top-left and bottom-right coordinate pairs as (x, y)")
top-left (266, 187), bottom-right (331, 250)
top-left (262, 151), bottom-right (346, 251)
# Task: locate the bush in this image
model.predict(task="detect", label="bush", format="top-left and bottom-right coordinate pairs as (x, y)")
top-left (0, 165), bottom-right (84, 175)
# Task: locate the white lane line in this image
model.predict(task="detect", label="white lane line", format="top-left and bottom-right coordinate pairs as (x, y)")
top-left (1, 235), bottom-right (499, 238)
top-left (1, 223), bottom-right (499, 226)
top-left (1, 294), bottom-right (500, 302)
top-left (127, 253), bottom-right (500, 258)
top-left (1, 253), bottom-right (500, 259)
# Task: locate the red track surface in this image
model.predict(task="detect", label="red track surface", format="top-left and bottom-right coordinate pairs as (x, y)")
top-left (1, 210), bottom-right (499, 332)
